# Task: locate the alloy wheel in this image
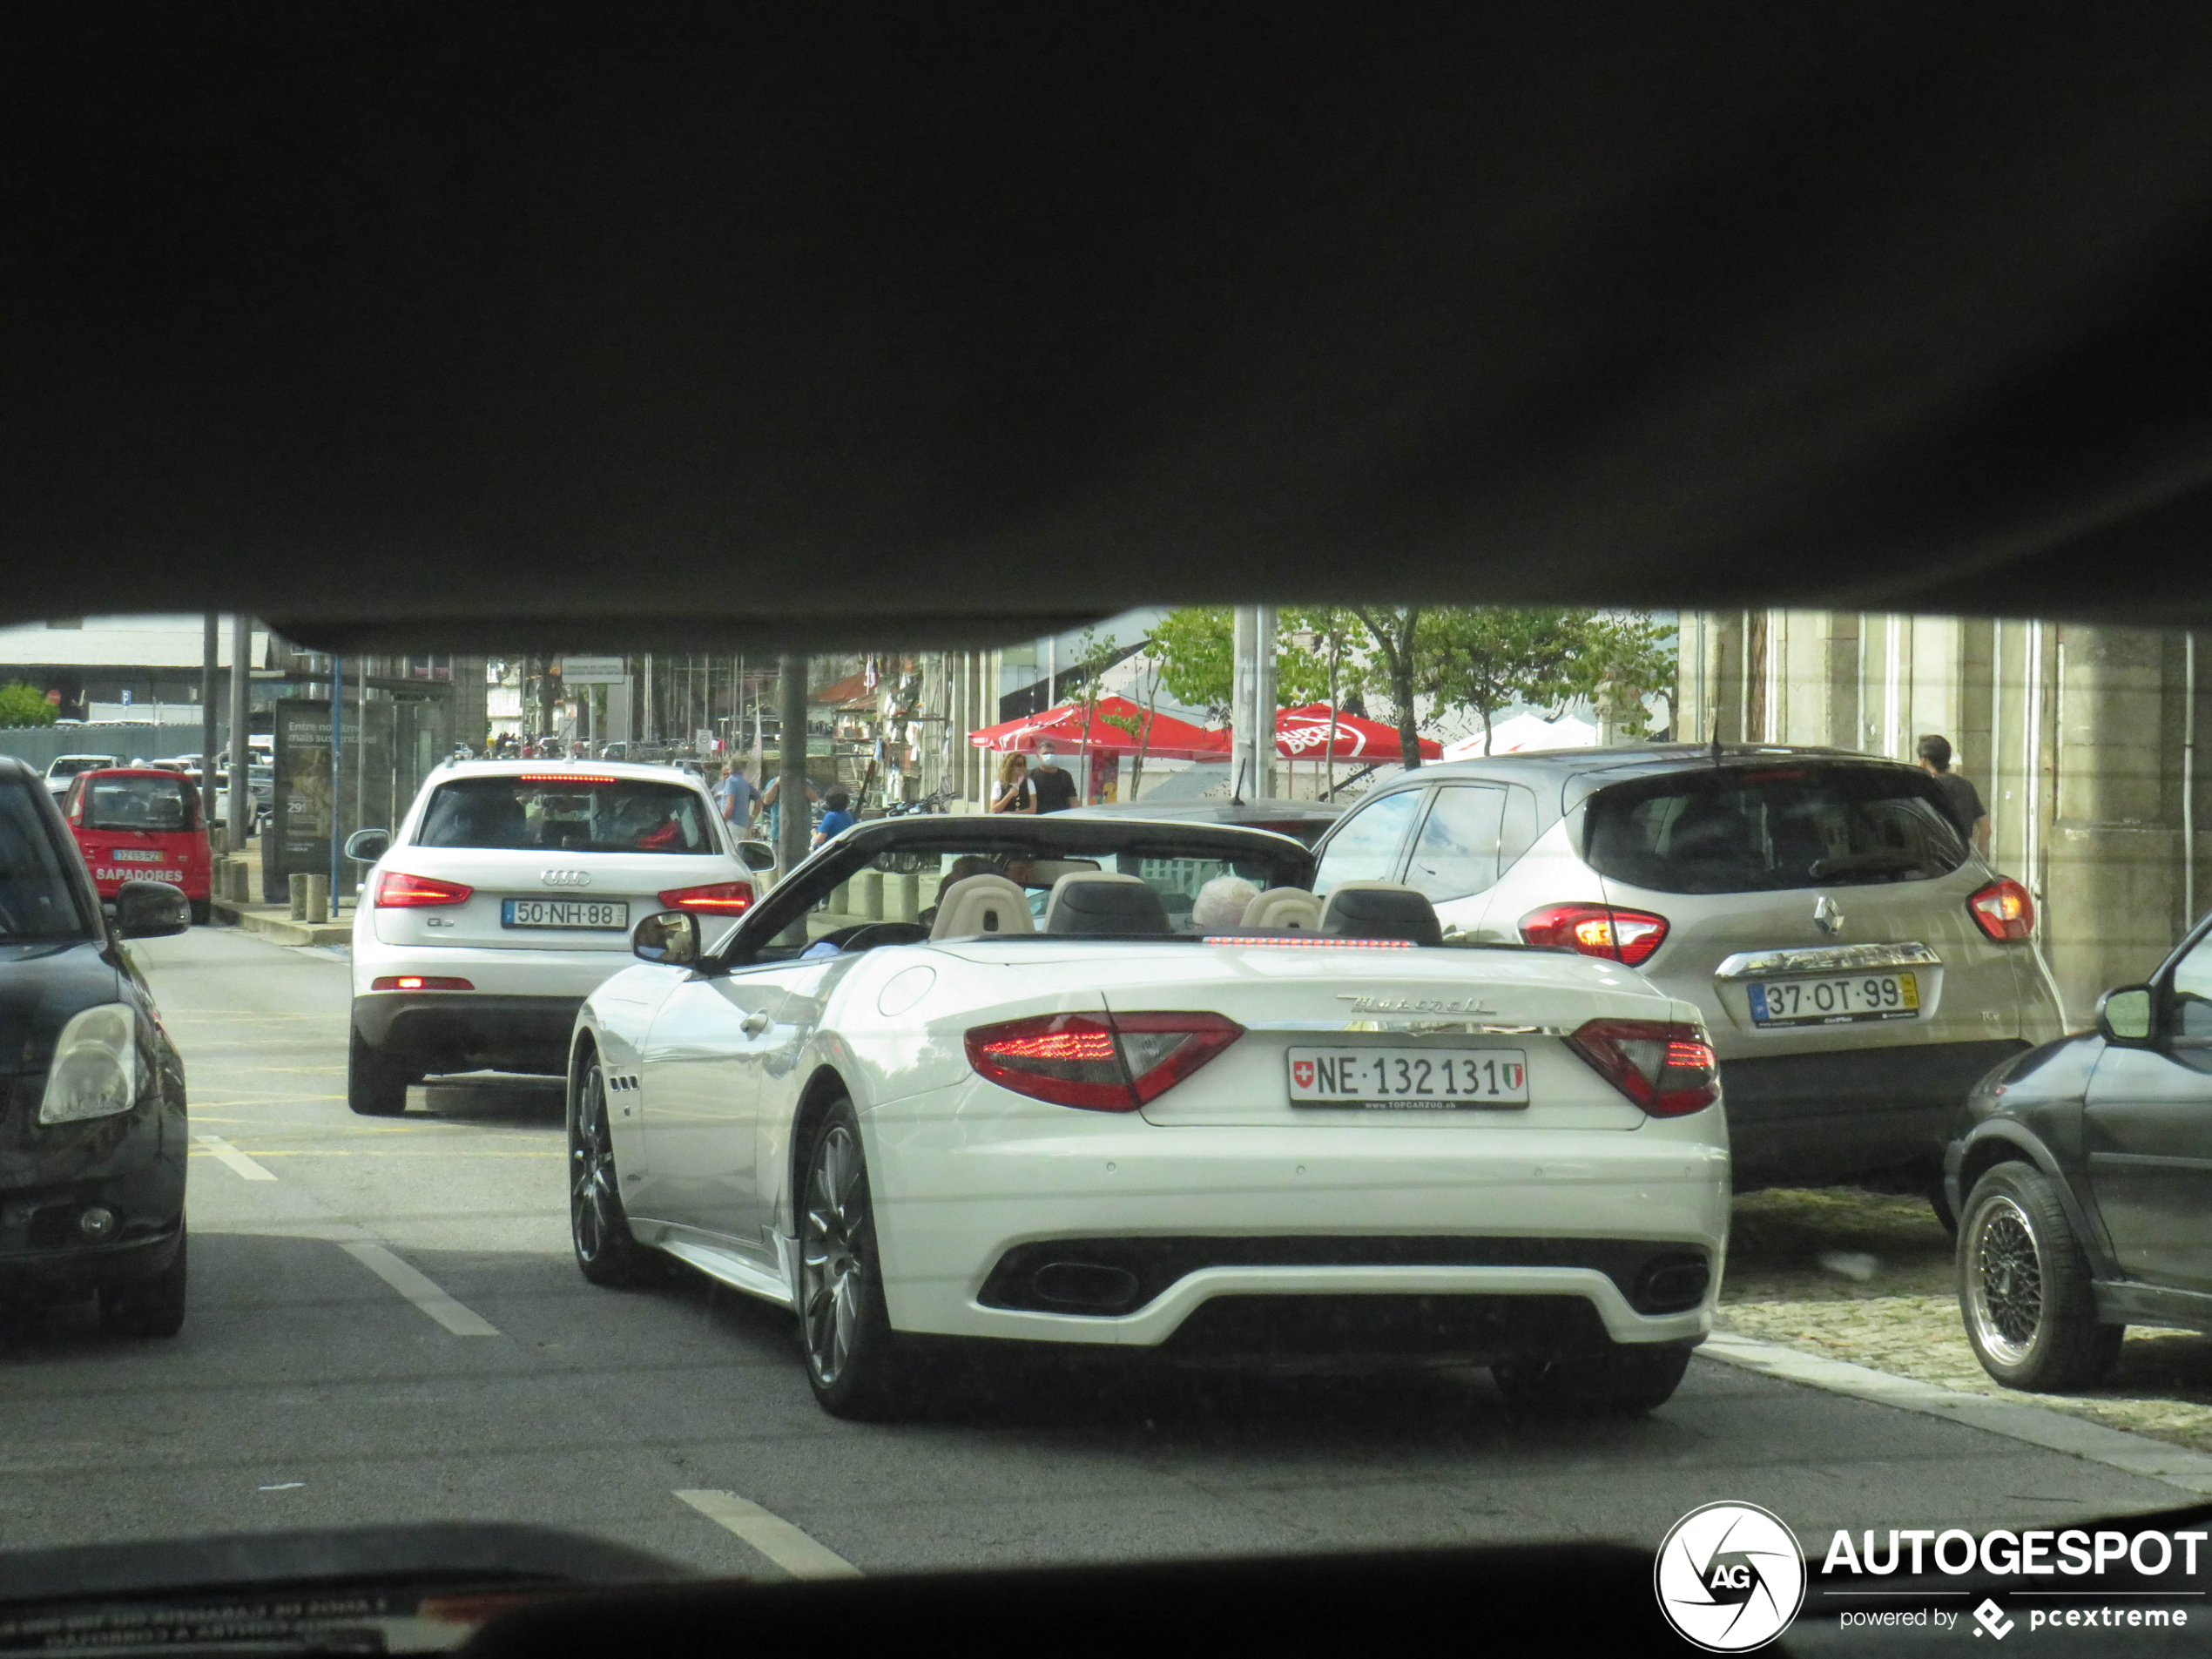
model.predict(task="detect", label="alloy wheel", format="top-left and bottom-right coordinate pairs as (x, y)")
top-left (1966, 1193), bottom-right (2045, 1366)
top-left (570, 1062), bottom-right (617, 1265)
top-left (800, 1124), bottom-right (867, 1386)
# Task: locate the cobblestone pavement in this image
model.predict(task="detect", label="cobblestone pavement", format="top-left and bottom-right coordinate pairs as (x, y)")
top-left (1721, 1188), bottom-right (2212, 1451)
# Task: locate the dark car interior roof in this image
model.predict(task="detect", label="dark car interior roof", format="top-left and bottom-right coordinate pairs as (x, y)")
top-left (9, 9), bottom-right (2212, 647)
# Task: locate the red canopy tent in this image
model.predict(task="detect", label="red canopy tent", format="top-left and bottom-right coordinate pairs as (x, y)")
top-left (968, 695), bottom-right (1224, 761)
top-left (1202, 705), bottom-right (1443, 762)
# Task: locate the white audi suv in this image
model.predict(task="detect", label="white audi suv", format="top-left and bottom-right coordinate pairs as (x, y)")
top-left (347, 759), bottom-right (772, 1115)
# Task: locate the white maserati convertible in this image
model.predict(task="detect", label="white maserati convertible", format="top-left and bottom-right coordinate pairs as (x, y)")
top-left (568, 815), bottom-right (1730, 1419)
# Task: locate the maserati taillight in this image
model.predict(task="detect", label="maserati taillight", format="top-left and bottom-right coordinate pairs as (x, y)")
top-left (1518, 902), bottom-right (1669, 966)
top-left (1564, 1018), bottom-right (1719, 1117)
top-left (1968, 877), bottom-right (2034, 941)
top-left (965, 1011), bottom-right (1245, 1112)
top-left (374, 871), bottom-right (474, 908)
top-left (658, 880), bottom-right (755, 914)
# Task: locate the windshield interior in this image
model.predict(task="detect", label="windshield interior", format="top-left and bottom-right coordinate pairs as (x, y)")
top-left (416, 776), bottom-right (715, 853)
top-left (0, 779), bottom-right (91, 942)
top-left (81, 773), bottom-right (198, 833)
top-left (1582, 765), bottom-right (1968, 895)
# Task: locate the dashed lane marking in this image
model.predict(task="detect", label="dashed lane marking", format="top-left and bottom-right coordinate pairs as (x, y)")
top-left (192, 1135), bottom-right (278, 1181)
top-left (340, 1241), bottom-right (501, 1337)
top-left (672, 1490), bottom-right (860, 1578)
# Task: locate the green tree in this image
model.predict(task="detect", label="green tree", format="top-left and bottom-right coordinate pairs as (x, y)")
top-left (1578, 612), bottom-right (1676, 738)
top-left (1146, 607), bottom-right (1236, 722)
top-left (1421, 608), bottom-right (1595, 755)
top-left (0, 681), bottom-right (57, 728)
top-left (1345, 605), bottom-right (1431, 770)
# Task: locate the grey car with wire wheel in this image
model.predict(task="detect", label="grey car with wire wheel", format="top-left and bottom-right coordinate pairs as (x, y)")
top-left (1945, 913), bottom-right (2212, 1391)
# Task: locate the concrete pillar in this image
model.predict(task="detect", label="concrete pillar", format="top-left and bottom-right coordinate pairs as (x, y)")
top-left (2045, 625), bottom-right (2178, 1019)
top-left (288, 873), bottom-right (308, 921)
top-left (889, 871), bottom-right (919, 923)
top-left (305, 873), bottom-right (330, 924)
top-left (857, 871), bottom-right (884, 921)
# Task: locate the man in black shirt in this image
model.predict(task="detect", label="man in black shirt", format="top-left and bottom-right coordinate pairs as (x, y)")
top-left (1029, 741), bottom-right (1079, 814)
top-left (1917, 734), bottom-right (1989, 856)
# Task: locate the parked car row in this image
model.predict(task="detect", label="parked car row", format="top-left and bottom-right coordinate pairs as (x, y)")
top-left (17, 734), bottom-right (2204, 1414)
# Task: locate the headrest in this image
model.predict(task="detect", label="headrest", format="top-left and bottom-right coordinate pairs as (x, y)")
top-left (928, 874), bottom-right (1035, 941)
top-left (1042, 872), bottom-right (1172, 936)
top-left (1318, 881), bottom-right (1443, 947)
top-left (1240, 887), bottom-right (1324, 932)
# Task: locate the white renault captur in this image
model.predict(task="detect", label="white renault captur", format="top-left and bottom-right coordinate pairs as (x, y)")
top-left (347, 759), bottom-right (772, 1115)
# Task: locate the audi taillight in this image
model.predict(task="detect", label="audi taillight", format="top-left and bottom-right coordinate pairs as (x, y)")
top-left (658, 880), bottom-right (755, 914)
top-left (1565, 1018), bottom-right (1719, 1117)
top-left (1968, 877), bottom-right (2034, 941)
top-left (1519, 902), bottom-right (1669, 967)
top-left (374, 871), bottom-right (474, 908)
top-left (965, 1011), bottom-right (1245, 1112)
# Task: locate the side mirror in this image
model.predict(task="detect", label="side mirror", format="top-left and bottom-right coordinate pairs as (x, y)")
top-left (345, 828), bottom-right (392, 864)
top-left (2096, 984), bottom-right (2156, 1045)
top-left (632, 909), bottom-right (700, 967)
top-left (113, 880), bottom-right (191, 939)
top-left (736, 840), bottom-right (778, 872)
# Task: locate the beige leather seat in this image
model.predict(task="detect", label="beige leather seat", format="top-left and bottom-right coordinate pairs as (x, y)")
top-left (1240, 887), bottom-right (1324, 931)
top-left (928, 874), bottom-right (1035, 940)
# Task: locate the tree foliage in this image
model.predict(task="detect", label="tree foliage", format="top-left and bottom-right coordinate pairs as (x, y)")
top-left (0, 681), bottom-right (57, 728)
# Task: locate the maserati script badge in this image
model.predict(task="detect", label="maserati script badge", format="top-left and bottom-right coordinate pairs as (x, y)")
top-left (1336, 994), bottom-right (1500, 1015)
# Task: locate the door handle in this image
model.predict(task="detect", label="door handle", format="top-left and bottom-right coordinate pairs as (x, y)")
top-left (741, 1011), bottom-right (772, 1037)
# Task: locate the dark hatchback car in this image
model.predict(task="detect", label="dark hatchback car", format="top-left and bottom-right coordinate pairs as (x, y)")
top-left (0, 756), bottom-right (193, 1334)
top-left (1949, 914), bottom-right (2212, 1392)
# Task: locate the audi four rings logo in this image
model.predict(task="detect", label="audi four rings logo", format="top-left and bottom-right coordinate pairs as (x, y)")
top-left (1656, 1502), bottom-right (1807, 1651)
top-left (540, 869), bottom-right (592, 888)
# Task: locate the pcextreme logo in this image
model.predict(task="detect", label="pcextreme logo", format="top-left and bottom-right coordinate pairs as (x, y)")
top-left (1655, 1502), bottom-right (1808, 1652)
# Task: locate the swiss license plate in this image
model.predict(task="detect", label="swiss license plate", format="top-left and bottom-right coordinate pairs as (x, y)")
top-left (1750, 970), bottom-right (1919, 1027)
top-left (502, 898), bottom-right (629, 930)
top-left (1288, 1046), bottom-right (1529, 1110)
top-left (110, 848), bottom-right (165, 863)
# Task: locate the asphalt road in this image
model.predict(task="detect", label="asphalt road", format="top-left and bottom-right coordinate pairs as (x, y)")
top-left (0, 926), bottom-right (2189, 1579)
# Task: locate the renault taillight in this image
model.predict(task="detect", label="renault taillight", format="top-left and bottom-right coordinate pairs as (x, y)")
top-left (658, 880), bottom-right (755, 915)
top-left (1518, 902), bottom-right (1669, 966)
top-left (1968, 877), bottom-right (2034, 941)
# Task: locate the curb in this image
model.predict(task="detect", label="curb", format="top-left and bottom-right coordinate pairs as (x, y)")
top-left (1702, 1330), bottom-right (2212, 1497)
top-left (210, 897), bottom-right (352, 948)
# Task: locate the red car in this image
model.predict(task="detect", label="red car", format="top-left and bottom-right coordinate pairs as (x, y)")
top-left (62, 767), bottom-right (213, 925)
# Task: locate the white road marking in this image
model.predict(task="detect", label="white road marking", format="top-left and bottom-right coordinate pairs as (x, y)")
top-left (1703, 1331), bottom-right (2212, 1495)
top-left (193, 1134), bottom-right (278, 1181)
top-left (340, 1241), bottom-right (501, 1337)
top-left (672, 1489), bottom-right (860, 1578)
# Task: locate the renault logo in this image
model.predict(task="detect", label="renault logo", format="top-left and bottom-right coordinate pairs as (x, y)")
top-left (541, 869), bottom-right (592, 888)
top-left (1813, 894), bottom-right (1843, 936)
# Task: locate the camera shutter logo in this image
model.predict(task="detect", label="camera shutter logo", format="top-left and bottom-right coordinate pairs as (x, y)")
top-left (1655, 1502), bottom-right (1806, 1652)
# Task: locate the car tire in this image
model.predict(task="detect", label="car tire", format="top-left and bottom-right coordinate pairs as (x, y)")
top-left (98, 1226), bottom-right (187, 1339)
top-left (347, 1027), bottom-right (411, 1116)
top-left (189, 897), bottom-right (211, 927)
top-left (1959, 1163), bottom-right (2122, 1391)
top-left (1491, 1340), bottom-right (1693, 1414)
top-left (569, 1055), bottom-right (663, 1289)
top-left (797, 1096), bottom-right (927, 1420)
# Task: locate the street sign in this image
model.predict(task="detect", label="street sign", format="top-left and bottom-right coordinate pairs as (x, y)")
top-left (119, 689), bottom-right (132, 707)
top-left (559, 655), bottom-right (626, 685)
